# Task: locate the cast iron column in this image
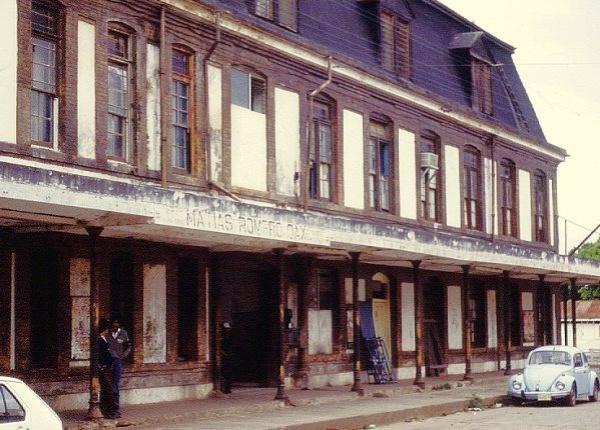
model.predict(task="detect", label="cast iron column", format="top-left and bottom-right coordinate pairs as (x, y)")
top-left (570, 278), bottom-right (577, 348)
top-left (462, 265), bottom-right (472, 381)
top-left (350, 252), bottom-right (364, 395)
top-left (86, 226), bottom-right (103, 420)
top-left (413, 260), bottom-right (425, 388)
top-left (538, 275), bottom-right (546, 345)
top-left (503, 271), bottom-right (512, 375)
top-left (563, 284), bottom-right (569, 345)
top-left (274, 250), bottom-right (288, 401)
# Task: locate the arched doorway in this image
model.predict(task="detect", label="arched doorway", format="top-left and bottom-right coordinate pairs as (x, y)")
top-left (370, 273), bottom-right (392, 355)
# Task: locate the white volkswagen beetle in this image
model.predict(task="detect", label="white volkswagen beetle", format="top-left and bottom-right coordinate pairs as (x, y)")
top-left (0, 376), bottom-right (62, 429)
top-left (508, 345), bottom-right (599, 406)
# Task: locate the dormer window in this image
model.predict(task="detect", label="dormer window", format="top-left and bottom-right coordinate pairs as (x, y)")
top-left (253, 0), bottom-right (298, 32)
top-left (380, 11), bottom-right (410, 79)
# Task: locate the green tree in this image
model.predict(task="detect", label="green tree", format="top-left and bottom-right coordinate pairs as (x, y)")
top-left (576, 240), bottom-right (600, 299)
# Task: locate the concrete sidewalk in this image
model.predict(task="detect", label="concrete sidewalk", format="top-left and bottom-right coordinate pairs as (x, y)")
top-left (61, 373), bottom-right (509, 430)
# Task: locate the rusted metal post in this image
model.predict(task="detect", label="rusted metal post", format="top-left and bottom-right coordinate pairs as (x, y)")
top-left (570, 278), bottom-right (577, 348)
top-left (563, 284), bottom-right (569, 345)
top-left (412, 260), bottom-right (425, 388)
top-left (462, 265), bottom-right (472, 381)
top-left (86, 226), bottom-right (103, 420)
top-left (350, 252), bottom-right (364, 395)
top-left (503, 271), bottom-right (512, 375)
top-left (274, 250), bottom-right (288, 401)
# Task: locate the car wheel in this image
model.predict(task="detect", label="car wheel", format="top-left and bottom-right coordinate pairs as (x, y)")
top-left (565, 384), bottom-right (577, 407)
top-left (589, 380), bottom-right (599, 402)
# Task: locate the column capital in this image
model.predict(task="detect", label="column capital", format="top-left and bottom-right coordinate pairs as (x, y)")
top-left (411, 260), bottom-right (421, 270)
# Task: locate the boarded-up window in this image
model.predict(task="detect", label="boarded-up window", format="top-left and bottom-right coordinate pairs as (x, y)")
top-left (380, 11), bottom-right (410, 79)
top-left (308, 269), bottom-right (336, 354)
top-left (254, 0), bottom-right (298, 32)
top-left (472, 59), bottom-right (493, 115)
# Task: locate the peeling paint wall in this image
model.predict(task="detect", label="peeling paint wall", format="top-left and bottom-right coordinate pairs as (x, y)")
top-left (401, 281), bottom-right (415, 351)
top-left (518, 169), bottom-right (532, 241)
top-left (0, 0), bottom-right (17, 144)
top-left (447, 285), bottom-right (462, 349)
top-left (143, 263), bottom-right (167, 363)
top-left (495, 160), bottom-right (500, 234)
top-left (231, 104), bottom-right (267, 191)
top-left (308, 309), bottom-right (332, 354)
top-left (548, 178), bottom-right (555, 246)
top-left (274, 87), bottom-right (300, 196)
top-left (342, 109), bottom-right (364, 209)
top-left (70, 258), bottom-right (90, 364)
top-left (484, 157), bottom-right (493, 234)
top-left (77, 20), bottom-right (96, 159)
top-left (146, 44), bottom-right (161, 171)
top-left (522, 291), bottom-right (534, 346)
top-left (552, 293), bottom-right (557, 344)
top-left (208, 65), bottom-right (222, 182)
top-left (487, 289), bottom-right (497, 348)
top-left (444, 145), bottom-right (461, 228)
top-left (344, 278), bottom-right (366, 303)
top-left (398, 128), bottom-right (417, 219)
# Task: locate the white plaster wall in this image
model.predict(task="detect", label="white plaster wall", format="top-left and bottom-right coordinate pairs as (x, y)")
top-left (342, 109), bottom-right (364, 209)
top-left (274, 87), bottom-right (300, 196)
top-left (447, 363), bottom-right (466, 375)
top-left (70, 258), bottom-right (90, 362)
top-left (395, 366), bottom-right (425, 380)
top-left (401, 282), bottom-right (415, 351)
top-left (518, 168), bottom-right (532, 241)
top-left (484, 157), bottom-right (493, 234)
top-left (308, 309), bottom-right (332, 354)
top-left (146, 44), bottom-right (161, 171)
top-left (208, 65), bottom-right (222, 182)
top-left (143, 263), bottom-right (167, 363)
top-left (398, 128), bottom-right (417, 219)
top-left (444, 145), bottom-right (461, 228)
top-left (562, 322), bottom-right (600, 351)
top-left (548, 178), bottom-right (555, 246)
top-left (447, 285), bottom-right (462, 350)
top-left (0, 0), bottom-right (17, 144)
top-left (231, 104), bottom-right (267, 191)
top-left (77, 21), bottom-right (96, 159)
top-left (487, 289), bottom-right (497, 349)
top-left (495, 160), bottom-right (500, 234)
top-left (343, 278), bottom-right (366, 303)
top-left (471, 361), bottom-right (498, 373)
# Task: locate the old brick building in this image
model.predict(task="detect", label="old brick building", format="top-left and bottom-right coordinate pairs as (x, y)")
top-left (0, 0), bottom-right (598, 412)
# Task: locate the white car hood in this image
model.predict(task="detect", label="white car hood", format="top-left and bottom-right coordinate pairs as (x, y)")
top-left (524, 364), bottom-right (571, 391)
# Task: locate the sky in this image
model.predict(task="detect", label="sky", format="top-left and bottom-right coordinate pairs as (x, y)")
top-left (438, 0), bottom-right (600, 254)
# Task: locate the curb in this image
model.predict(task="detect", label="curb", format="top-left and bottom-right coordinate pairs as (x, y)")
top-left (279, 395), bottom-right (510, 430)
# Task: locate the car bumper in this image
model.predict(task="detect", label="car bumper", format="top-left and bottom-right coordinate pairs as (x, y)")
top-left (508, 390), bottom-right (569, 401)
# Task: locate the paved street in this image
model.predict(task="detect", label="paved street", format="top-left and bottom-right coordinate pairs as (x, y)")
top-left (383, 401), bottom-right (600, 430)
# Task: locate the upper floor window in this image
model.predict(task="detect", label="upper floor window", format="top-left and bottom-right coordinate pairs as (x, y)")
top-left (380, 11), bottom-right (410, 79)
top-left (534, 170), bottom-right (548, 243)
top-left (463, 145), bottom-right (482, 230)
top-left (472, 59), bottom-right (493, 115)
top-left (254, 0), bottom-right (298, 32)
top-left (368, 119), bottom-right (392, 212)
top-left (31, 2), bottom-right (60, 145)
top-left (499, 158), bottom-right (517, 237)
top-left (171, 49), bottom-right (193, 171)
top-left (309, 96), bottom-right (335, 201)
top-left (231, 68), bottom-right (266, 114)
top-left (107, 28), bottom-right (132, 160)
top-left (419, 131), bottom-right (440, 222)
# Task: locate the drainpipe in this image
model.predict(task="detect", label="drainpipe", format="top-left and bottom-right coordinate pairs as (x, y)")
top-left (159, 6), bottom-right (169, 187)
top-left (489, 135), bottom-right (496, 242)
top-left (570, 278), bottom-right (577, 347)
top-left (303, 56), bottom-right (333, 212)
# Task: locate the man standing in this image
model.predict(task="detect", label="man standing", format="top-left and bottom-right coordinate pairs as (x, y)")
top-left (107, 317), bottom-right (132, 419)
top-left (98, 319), bottom-right (115, 419)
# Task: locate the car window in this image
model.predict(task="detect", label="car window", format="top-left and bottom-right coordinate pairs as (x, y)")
top-left (528, 350), bottom-right (571, 365)
top-left (574, 353), bottom-right (583, 367)
top-left (0, 384), bottom-right (26, 423)
top-left (583, 353), bottom-right (589, 365)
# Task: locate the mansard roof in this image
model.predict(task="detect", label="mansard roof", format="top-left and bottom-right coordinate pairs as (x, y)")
top-left (210, 0), bottom-right (547, 143)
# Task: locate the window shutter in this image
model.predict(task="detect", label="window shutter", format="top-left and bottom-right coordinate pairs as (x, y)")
top-left (395, 20), bottom-right (410, 79)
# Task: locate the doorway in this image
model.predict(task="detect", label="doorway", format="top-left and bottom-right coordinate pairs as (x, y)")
top-left (219, 263), bottom-right (277, 386)
top-left (370, 273), bottom-right (391, 356)
top-left (423, 277), bottom-right (446, 376)
top-left (109, 253), bottom-right (134, 363)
